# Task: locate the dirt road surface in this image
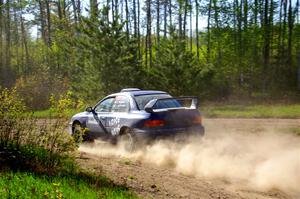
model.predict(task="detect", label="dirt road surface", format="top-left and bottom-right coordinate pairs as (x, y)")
top-left (77, 119), bottom-right (300, 199)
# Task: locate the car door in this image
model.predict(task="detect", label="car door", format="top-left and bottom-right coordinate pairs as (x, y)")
top-left (86, 97), bottom-right (115, 136)
top-left (106, 95), bottom-right (130, 136)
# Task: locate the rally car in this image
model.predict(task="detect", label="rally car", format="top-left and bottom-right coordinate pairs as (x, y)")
top-left (69, 88), bottom-right (204, 150)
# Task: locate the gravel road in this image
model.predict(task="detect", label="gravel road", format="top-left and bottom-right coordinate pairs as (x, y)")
top-left (77, 118), bottom-right (300, 199)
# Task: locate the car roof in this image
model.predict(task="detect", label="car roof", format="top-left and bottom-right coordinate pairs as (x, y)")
top-left (129, 90), bottom-right (167, 96)
top-left (114, 89), bottom-right (168, 96)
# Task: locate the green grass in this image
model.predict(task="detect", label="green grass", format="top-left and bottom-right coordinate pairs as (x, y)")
top-left (30, 109), bottom-right (79, 118)
top-left (202, 104), bottom-right (300, 118)
top-left (31, 104), bottom-right (300, 119)
top-left (0, 170), bottom-right (138, 199)
top-left (288, 127), bottom-right (300, 135)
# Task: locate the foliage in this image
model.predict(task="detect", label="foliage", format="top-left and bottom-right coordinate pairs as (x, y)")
top-left (153, 36), bottom-right (215, 96)
top-left (50, 90), bottom-right (84, 119)
top-left (68, 13), bottom-right (144, 99)
top-left (0, 88), bottom-right (77, 173)
top-left (0, 0), bottom-right (300, 106)
top-left (14, 71), bottom-right (69, 110)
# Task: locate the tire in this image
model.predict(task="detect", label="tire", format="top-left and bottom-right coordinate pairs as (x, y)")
top-left (72, 122), bottom-right (83, 144)
top-left (118, 128), bottom-right (137, 152)
top-left (72, 122), bottom-right (94, 143)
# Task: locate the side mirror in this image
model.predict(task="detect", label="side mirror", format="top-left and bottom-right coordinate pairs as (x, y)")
top-left (85, 106), bottom-right (93, 112)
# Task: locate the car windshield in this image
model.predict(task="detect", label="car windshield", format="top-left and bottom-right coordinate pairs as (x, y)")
top-left (134, 94), bottom-right (182, 110)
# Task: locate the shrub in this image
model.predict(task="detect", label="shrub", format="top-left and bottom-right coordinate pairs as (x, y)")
top-left (0, 88), bottom-right (77, 173)
top-left (49, 90), bottom-right (84, 119)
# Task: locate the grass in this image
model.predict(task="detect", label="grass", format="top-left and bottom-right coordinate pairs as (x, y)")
top-left (30, 109), bottom-right (79, 118)
top-left (288, 127), bottom-right (300, 135)
top-left (31, 104), bottom-right (300, 119)
top-left (201, 104), bottom-right (300, 118)
top-left (0, 170), bottom-right (138, 199)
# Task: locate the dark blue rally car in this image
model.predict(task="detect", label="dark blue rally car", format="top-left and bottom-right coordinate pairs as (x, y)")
top-left (69, 88), bottom-right (204, 149)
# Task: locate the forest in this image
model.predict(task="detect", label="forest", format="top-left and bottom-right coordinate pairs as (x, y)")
top-left (0, 0), bottom-right (299, 110)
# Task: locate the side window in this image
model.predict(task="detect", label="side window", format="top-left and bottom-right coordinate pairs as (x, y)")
top-left (111, 96), bottom-right (130, 113)
top-left (94, 98), bottom-right (115, 112)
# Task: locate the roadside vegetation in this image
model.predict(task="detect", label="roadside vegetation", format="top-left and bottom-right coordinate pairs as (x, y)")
top-left (0, 88), bottom-right (138, 199)
top-left (31, 103), bottom-right (300, 119)
top-left (0, 171), bottom-right (137, 199)
top-left (202, 104), bottom-right (300, 118)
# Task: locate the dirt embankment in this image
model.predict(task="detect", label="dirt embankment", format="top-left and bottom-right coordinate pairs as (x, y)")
top-left (77, 119), bottom-right (300, 199)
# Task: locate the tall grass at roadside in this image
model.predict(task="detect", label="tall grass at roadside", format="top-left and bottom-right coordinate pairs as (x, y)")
top-left (202, 104), bottom-right (300, 118)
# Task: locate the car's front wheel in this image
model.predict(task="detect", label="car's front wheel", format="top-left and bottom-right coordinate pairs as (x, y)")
top-left (72, 122), bottom-right (93, 143)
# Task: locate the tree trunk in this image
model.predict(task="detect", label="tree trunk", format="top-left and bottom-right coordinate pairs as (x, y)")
top-left (76, 0), bottom-right (81, 22)
top-left (207, 0), bottom-right (212, 62)
top-left (183, 0), bottom-right (188, 40)
top-left (71, 0), bottom-right (78, 24)
top-left (278, 0), bottom-right (283, 62)
top-left (90, 0), bottom-right (98, 19)
top-left (5, 0), bottom-right (11, 68)
top-left (112, 0), bottom-right (115, 22)
top-left (146, 0), bottom-right (152, 67)
top-left (179, 1), bottom-right (182, 38)
top-left (133, 0), bottom-right (137, 37)
top-left (282, 0), bottom-right (287, 57)
top-left (0, 0), bottom-right (3, 82)
top-left (156, 0), bottom-right (160, 50)
top-left (138, 0), bottom-right (141, 59)
top-left (13, 4), bottom-right (20, 72)
top-left (213, 0), bottom-right (221, 64)
top-left (196, 0), bottom-right (199, 58)
top-left (115, 0), bottom-right (118, 18)
top-left (287, 0), bottom-right (293, 64)
top-left (164, 0), bottom-right (167, 38)
top-left (189, 0), bottom-right (192, 52)
top-left (38, 0), bottom-right (46, 44)
top-left (45, 0), bottom-right (51, 47)
top-left (57, 0), bottom-right (62, 20)
top-left (263, 0), bottom-right (270, 67)
top-left (125, 0), bottom-right (129, 41)
top-left (20, 15), bottom-right (29, 75)
top-left (269, 0), bottom-right (274, 57)
top-left (169, 0), bottom-right (172, 30)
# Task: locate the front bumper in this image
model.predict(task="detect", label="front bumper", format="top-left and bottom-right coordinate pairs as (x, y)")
top-left (133, 125), bottom-right (205, 141)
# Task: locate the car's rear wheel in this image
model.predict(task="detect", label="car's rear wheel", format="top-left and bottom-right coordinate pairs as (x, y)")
top-left (118, 128), bottom-right (137, 152)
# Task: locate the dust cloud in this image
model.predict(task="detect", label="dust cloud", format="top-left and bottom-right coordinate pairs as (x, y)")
top-left (79, 131), bottom-right (300, 195)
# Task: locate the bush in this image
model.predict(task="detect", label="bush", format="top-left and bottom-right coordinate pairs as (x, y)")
top-left (0, 88), bottom-right (77, 173)
top-left (49, 90), bottom-right (84, 119)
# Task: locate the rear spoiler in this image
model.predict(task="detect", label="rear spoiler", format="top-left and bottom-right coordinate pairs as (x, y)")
top-left (144, 96), bottom-right (199, 113)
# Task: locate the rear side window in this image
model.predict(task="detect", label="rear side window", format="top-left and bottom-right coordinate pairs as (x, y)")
top-left (111, 95), bottom-right (130, 112)
top-left (134, 94), bottom-right (174, 110)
